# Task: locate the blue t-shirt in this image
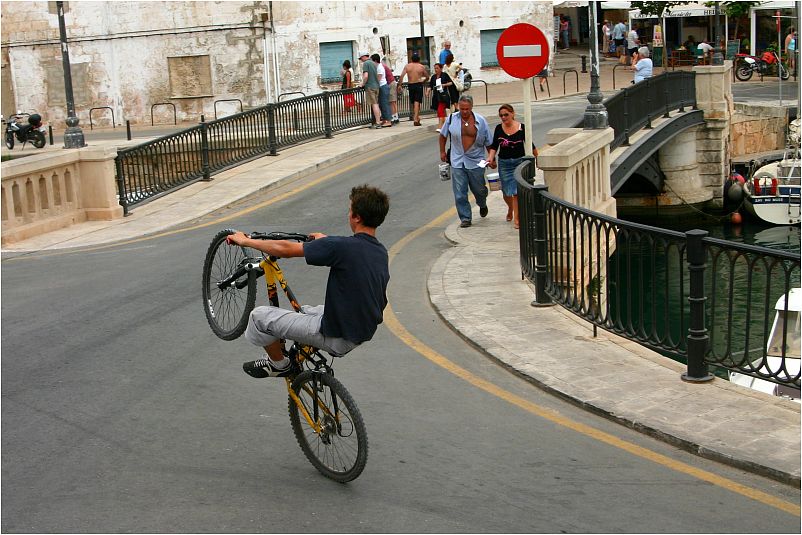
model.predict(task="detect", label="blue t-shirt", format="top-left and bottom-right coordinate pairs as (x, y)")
top-left (304, 233), bottom-right (389, 344)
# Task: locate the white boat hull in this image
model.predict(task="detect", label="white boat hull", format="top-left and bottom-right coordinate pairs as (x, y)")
top-left (743, 160), bottom-right (801, 225)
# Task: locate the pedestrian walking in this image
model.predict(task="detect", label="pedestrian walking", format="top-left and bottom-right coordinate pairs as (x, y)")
top-left (438, 40), bottom-right (453, 65)
top-left (373, 54), bottom-right (393, 126)
top-left (382, 57), bottom-right (399, 124)
top-left (397, 53), bottom-right (429, 126)
top-left (360, 52), bottom-right (390, 128)
top-left (602, 20), bottom-right (612, 57)
top-left (438, 95), bottom-right (492, 228)
top-left (486, 104), bottom-right (534, 230)
top-left (560, 16), bottom-right (570, 50)
top-left (426, 63), bottom-right (454, 132)
top-left (341, 60), bottom-right (356, 112)
top-left (626, 24), bottom-right (640, 63)
top-left (443, 53), bottom-right (462, 110)
top-left (612, 20), bottom-right (627, 58)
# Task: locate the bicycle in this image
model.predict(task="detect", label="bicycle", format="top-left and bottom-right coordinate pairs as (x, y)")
top-left (201, 228), bottom-right (368, 482)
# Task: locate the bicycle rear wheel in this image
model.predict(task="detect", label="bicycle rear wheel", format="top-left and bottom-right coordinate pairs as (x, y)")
top-left (289, 371), bottom-right (368, 482)
top-left (202, 229), bottom-right (257, 340)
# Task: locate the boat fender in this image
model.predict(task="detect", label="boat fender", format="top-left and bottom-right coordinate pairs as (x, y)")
top-left (771, 177), bottom-right (778, 196)
top-left (727, 181), bottom-right (744, 202)
top-left (753, 177), bottom-right (761, 195)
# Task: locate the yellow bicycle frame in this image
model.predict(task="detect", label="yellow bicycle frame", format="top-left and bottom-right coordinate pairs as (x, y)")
top-left (259, 255), bottom-right (339, 434)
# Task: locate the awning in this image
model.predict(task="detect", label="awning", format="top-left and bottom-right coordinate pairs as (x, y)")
top-left (600, 2), bottom-right (631, 9)
top-left (553, 1), bottom-right (587, 8)
top-left (630, 1), bottom-right (723, 19)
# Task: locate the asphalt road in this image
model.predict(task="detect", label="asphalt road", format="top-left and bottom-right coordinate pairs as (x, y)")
top-left (2, 96), bottom-right (799, 532)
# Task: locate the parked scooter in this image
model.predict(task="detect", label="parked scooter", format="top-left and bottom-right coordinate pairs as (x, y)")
top-left (3, 112), bottom-right (47, 149)
top-left (734, 51), bottom-right (790, 81)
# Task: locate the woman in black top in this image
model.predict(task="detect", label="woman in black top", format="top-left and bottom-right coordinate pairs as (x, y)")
top-left (487, 103), bottom-right (534, 229)
top-left (426, 63), bottom-right (454, 132)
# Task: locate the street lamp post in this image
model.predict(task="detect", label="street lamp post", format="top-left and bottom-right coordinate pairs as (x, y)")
top-left (56, 1), bottom-right (85, 148)
top-left (712, 2), bottom-right (724, 66)
top-left (583, 1), bottom-right (607, 129)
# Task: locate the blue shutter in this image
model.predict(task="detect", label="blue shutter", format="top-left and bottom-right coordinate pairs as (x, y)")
top-left (320, 41), bottom-right (353, 83)
top-left (480, 29), bottom-right (505, 67)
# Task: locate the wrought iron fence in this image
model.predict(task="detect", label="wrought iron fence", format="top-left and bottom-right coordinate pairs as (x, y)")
top-left (517, 165), bottom-right (801, 390)
top-left (115, 85), bottom-right (433, 214)
top-left (575, 70), bottom-right (697, 149)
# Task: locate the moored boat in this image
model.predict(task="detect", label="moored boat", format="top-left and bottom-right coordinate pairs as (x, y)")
top-left (729, 288), bottom-right (801, 402)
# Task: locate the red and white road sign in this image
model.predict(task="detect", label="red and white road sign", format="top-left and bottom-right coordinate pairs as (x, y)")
top-left (496, 23), bottom-right (550, 79)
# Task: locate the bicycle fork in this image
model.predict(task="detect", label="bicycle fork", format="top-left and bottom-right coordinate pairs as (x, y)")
top-left (286, 375), bottom-right (342, 437)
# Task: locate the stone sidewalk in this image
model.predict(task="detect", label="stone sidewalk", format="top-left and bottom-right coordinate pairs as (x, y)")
top-left (429, 193), bottom-right (800, 485)
top-left (2, 73), bottom-right (799, 486)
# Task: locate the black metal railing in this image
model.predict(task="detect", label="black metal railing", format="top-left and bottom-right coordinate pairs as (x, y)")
top-left (517, 165), bottom-right (801, 390)
top-left (575, 71), bottom-right (697, 149)
top-left (115, 85), bottom-right (433, 214)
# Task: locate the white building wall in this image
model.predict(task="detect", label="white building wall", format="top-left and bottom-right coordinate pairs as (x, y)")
top-left (1, 1), bottom-right (554, 125)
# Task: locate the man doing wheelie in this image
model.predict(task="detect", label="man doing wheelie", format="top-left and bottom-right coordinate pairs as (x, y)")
top-left (226, 185), bottom-right (390, 378)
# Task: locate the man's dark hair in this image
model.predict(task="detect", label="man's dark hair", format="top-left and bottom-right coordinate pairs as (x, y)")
top-left (411, 53), bottom-right (420, 62)
top-left (350, 185), bottom-right (389, 228)
top-left (370, 53), bottom-right (381, 62)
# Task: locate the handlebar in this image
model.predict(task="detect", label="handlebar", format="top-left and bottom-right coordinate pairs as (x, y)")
top-left (247, 231), bottom-right (313, 242)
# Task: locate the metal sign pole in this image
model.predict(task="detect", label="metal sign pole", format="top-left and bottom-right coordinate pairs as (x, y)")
top-left (524, 77), bottom-right (533, 157)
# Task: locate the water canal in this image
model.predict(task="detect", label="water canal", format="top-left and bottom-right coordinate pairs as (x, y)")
top-left (608, 213), bottom-right (800, 377)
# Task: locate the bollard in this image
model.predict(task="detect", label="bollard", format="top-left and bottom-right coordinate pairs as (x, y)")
top-left (126, 120), bottom-right (132, 141)
top-left (200, 114), bottom-right (205, 123)
top-left (48, 125), bottom-right (54, 145)
top-left (682, 229), bottom-right (714, 383)
top-left (531, 183), bottom-right (553, 307)
top-left (200, 121), bottom-right (211, 181)
top-left (581, 55), bottom-right (588, 73)
top-left (267, 104), bottom-right (277, 156)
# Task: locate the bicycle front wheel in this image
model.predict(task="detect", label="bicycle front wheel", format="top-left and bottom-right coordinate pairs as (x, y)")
top-left (202, 229), bottom-right (257, 340)
top-left (289, 371), bottom-right (368, 482)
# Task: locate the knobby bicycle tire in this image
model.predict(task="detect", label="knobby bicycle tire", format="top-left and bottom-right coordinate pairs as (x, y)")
top-left (288, 371), bottom-right (368, 482)
top-left (202, 229), bottom-right (257, 340)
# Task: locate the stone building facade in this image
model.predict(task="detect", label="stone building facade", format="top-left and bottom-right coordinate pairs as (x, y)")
top-left (1, 1), bottom-right (553, 126)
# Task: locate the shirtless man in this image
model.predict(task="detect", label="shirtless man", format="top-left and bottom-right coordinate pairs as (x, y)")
top-left (438, 95), bottom-right (491, 228)
top-left (397, 53), bottom-right (429, 126)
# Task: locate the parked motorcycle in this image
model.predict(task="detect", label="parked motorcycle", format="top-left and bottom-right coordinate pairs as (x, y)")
top-left (734, 51), bottom-right (790, 81)
top-left (3, 112), bottom-right (47, 149)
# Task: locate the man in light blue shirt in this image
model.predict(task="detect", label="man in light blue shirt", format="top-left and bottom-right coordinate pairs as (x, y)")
top-left (633, 46), bottom-right (653, 83)
top-left (438, 40), bottom-right (452, 65)
top-left (438, 95), bottom-right (491, 228)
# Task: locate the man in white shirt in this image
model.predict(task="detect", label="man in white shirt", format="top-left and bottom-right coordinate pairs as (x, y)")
top-left (697, 41), bottom-right (713, 64)
top-left (627, 24), bottom-right (640, 62)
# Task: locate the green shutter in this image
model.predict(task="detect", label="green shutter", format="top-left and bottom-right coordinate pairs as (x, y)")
top-left (320, 41), bottom-right (353, 83)
top-left (480, 29), bottom-right (505, 67)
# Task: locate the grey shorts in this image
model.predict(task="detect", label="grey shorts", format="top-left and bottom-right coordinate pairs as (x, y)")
top-left (388, 81), bottom-right (397, 102)
top-left (365, 87), bottom-right (379, 106)
top-left (245, 304), bottom-right (358, 357)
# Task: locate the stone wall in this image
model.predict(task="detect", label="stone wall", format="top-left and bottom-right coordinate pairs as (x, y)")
top-left (1, 1), bottom-right (553, 126)
top-left (729, 102), bottom-right (789, 157)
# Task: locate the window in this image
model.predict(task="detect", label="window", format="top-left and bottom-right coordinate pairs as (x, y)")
top-left (167, 55), bottom-right (212, 98)
top-left (480, 29), bottom-right (505, 67)
top-left (320, 41), bottom-right (353, 84)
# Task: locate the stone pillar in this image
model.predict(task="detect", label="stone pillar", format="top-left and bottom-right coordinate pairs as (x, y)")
top-left (78, 146), bottom-right (124, 220)
top-left (692, 61), bottom-right (733, 208)
top-left (658, 128), bottom-right (712, 205)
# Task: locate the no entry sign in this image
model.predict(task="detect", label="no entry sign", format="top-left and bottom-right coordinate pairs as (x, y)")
top-left (496, 23), bottom-right (549, 79)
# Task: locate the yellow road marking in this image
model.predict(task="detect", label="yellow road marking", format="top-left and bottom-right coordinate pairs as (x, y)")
top-left (385, 211), bottom-right (801, 518)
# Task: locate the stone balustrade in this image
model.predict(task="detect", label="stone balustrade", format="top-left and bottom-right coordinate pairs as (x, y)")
top-left (1, 147), bottom-right (123, 245)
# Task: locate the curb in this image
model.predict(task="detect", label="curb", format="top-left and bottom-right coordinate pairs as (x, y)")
top-left (429, 209), bottom-right (800, 486)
